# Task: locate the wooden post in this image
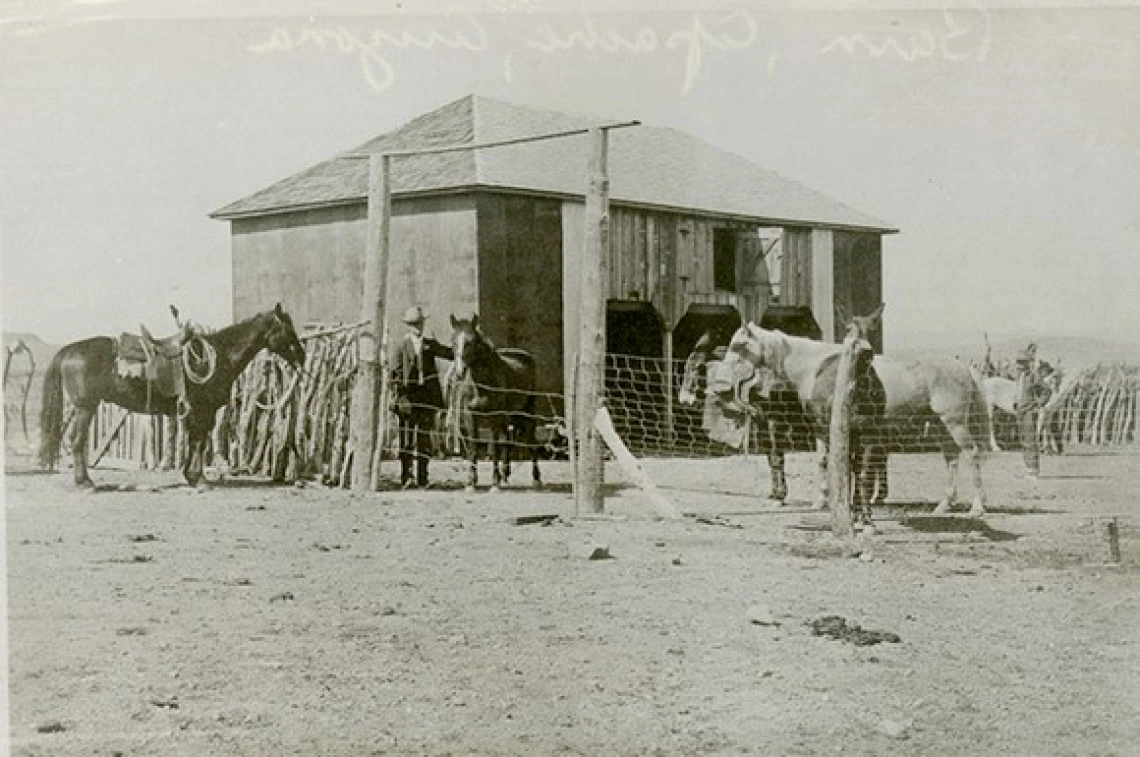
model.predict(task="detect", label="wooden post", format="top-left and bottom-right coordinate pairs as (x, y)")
top-left (663, 330), bottom-right (675, 447)
top-left (827, 332), bottom-right (860, 539)
top-left (349, 153), bottom-right (392, 491)
top-left (576, 127), bottom-right (610, 514)
top-left (568, 355), bottom-right (579, 516)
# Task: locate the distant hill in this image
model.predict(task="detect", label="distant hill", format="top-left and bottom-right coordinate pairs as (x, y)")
top-left (887, 331), bottom-right (1140, 374)
top-left (3, 332), bottom-right (59, 377)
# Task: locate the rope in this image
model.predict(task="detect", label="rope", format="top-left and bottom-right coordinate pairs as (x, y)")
top-left (183, 336), bottom-right (218, 385)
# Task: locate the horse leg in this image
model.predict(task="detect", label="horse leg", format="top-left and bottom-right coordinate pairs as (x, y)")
top-left (870, 444), bottom-right (889, 505)
top-left (182, 418), bottom-right (209, 488)
top-left (766, 421), bottom-right (787, 504)
top-left (466, 425), bottom-right (478, 492)
top-left (943, 419), bottom-right (987, 517)
top-left (503, 424), bottom-right (513, 482)
top-left (528, 419), bottom-right (542, 488)
top-left (813, 437), bottom-right (829, 510)
top-left (490, 426), bottom-right (502, 492)
top-left (932, 438), bottom-right (959, 515)
top-left (988, 405), bottom-right (1002, 452)
top-left (68, 405), bottom-right (97, 488)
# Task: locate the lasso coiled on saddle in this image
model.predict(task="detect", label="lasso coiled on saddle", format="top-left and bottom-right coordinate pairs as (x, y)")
top-left (176, 336), bottom-right (219, 419)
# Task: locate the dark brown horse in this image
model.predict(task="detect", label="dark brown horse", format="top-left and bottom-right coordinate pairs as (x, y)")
top-left (449, 315), bottom-right (541, 491)
top-left (38, 304), bottom-right (306, 488)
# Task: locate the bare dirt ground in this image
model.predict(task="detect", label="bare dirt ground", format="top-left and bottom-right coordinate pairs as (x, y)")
top-left (4, 447), bottom-right (1139, 757)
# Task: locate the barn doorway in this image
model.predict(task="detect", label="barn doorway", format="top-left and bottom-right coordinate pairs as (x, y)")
top-left (604, 301), bottom-right (666, 454)
top-left (672, 303), bottom-right (743, 362)
top-left (606, 300), bottom-right (664, 357)
top-left (759, 305), bottom-right (822, 340)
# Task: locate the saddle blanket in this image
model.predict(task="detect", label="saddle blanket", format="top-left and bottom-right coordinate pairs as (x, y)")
top-left (115, 334), bottom-right (186, 400)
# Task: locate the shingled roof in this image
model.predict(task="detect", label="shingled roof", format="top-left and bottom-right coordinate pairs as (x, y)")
top-left (210, 95), bottom-right (895, 232)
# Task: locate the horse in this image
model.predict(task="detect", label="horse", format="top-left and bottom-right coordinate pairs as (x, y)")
top-left (975, 367), bottom-right (1069, 454)
top-left (38, 304), bottom-right (306, 488)
top-left (975, 374), bottom-right (1018, 451)
top-left (449, 314), bottom-right (541, 491)
top-left (679, 331), bottom-right (797, 504)
top-left (720, 309), bottom-right (991, 517)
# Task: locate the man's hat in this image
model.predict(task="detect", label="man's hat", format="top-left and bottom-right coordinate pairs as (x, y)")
top-left (402, 305), bottom-right (426, 325)
top-left (1016, 348), bottom-right (1034, 363)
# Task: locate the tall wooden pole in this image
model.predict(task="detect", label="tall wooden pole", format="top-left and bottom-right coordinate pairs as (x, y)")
top-left (576, 128), bottom-right (610, 513)
top-left (350, 153), bottom-right (392, 491)
top-left (827, 332), bottom-right (860, 539)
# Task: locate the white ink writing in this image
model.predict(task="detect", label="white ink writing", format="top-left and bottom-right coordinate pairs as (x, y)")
top-left (526, 11), bottom-right (758, 95)
top-left (248, 9), bottom-right (488, 91)
top-left (821, 2), bottom-right (990, 63)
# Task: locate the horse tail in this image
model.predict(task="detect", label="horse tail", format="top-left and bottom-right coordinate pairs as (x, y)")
top-left (38, 348), bottom-right (67, 470)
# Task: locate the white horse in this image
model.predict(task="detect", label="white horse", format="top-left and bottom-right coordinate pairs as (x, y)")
top-left (722, 320), bottom-right (991, 517)
top-left (977, 374), bottom-right (1018, 452)
top-left (975, 368), bottom-right (1076, 453)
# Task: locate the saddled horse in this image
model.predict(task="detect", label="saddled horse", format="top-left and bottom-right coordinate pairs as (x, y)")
top-left (449, 315), bottom-right (541, 491)
top-left (720, 310), bottom-right (991, 517)
top-left (679, 331), bottom-right (798, 504)
top-left (38, 304), bottom-right (306, 488)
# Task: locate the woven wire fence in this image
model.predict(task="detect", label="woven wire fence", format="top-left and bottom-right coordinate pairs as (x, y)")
top-left (81, 345), bottom-right (1140, 483)
top-left (604, 353), bottom-right (1139, 458)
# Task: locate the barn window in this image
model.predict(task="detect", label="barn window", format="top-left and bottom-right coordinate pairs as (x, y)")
top-left (713, 228), bottom-right (737, 292)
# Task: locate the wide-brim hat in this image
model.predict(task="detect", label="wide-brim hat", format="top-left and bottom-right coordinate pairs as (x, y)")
top-left (402, 305), bottom-right (427, 325)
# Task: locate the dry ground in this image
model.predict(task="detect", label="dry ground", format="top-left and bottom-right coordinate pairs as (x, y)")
top-left (4, 447), bottom-right (1139, 756)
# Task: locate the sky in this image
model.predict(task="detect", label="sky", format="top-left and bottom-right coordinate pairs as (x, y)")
top-left (1, 0), bottom-right (1138, 351)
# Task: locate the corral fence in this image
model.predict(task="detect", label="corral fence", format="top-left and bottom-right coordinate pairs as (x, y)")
top-left (79, 337), bottom-right (1139, 481)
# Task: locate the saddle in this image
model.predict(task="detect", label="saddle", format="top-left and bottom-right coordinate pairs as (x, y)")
top-left (117, 322), bottom-right (193, 402)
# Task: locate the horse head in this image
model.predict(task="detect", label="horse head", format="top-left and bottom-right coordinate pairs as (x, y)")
top-left (678, 332), bottom-right (715, 406)
top-left (449, 313), bottom-right (489, 381)
top-left (263, 303), bottom-right (306, 368)
top-left (703, 324), bottom-right (785, 413)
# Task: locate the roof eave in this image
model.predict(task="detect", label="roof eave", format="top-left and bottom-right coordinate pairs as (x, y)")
top-left (210, 184), bottom-right (898, 234)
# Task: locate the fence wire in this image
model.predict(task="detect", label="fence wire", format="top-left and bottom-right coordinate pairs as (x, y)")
top-left (84, 347), bottom-right (1139, 484)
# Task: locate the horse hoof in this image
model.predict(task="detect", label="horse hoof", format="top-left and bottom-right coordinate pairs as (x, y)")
top-left (490, 485), bottom-right (501, 494)
top-left (967, 505), bottom-right (986, 519)
top-left (933, 500), bottom-right (952, 515)
top-left (464, 485), bottom-right (476, 493)
top-left (76, 479), bottom-right (96, 490)
top-left (766, 497), bottom-right (786, 508)
top-left (812, 501), bottom-right (829, 511)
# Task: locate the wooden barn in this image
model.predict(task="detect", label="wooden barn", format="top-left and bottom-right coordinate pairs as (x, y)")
top-left (211, 95), bottom-right (896, 399)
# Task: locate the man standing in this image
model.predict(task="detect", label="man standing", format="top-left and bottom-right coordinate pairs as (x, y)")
top-left (391, 306), bottom-right (453, 489)
top-left (1015, 344), bottom-right (1050, 480)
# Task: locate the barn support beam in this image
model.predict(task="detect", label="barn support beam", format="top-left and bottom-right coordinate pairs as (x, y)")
top-left (350, 153), bottom-right (392, 491)
top-left (575, 127), bottom-right (610, 514)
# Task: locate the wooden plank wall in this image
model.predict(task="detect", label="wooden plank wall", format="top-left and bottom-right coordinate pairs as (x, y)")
top-left (387, 195), bottom-right (480, 344)
top-left (832, 231), bottom-right (884, 351)
top-left (781, 228), bottom-right (813, 308)
top-left (231, 204), bottom-right (367, 325)
top-left (477, 194), bottom-right (563, 395)
top-left (230, 196), bottom-right (480, 339)
top-left (607, 206), bottom-right (758, 329)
